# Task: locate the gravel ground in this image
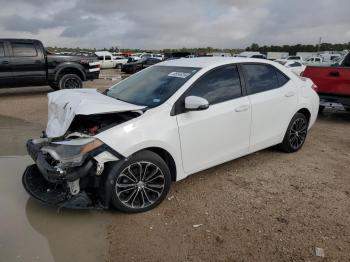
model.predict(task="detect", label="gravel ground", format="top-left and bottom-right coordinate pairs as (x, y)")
top-left (0, 72), bottom-right (349, 262)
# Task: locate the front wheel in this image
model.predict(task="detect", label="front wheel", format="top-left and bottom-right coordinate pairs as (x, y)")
top-left (108, 150), bottom-right (171, 213)
top-left (280, 113), bottom-right (309, 153)
top-left (58, 74), bottom-right (83, 89)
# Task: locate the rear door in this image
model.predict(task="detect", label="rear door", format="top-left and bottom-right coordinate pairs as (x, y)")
top-left (0, 41), bottom-right (14, 86)
top-left (240, 63), bottom-right (297, 152)
top-left (9, 40), bottom-right (46, 86)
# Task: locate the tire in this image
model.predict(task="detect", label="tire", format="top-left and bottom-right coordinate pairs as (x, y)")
top-left (58, 74), bottom-right (83, 89)
top-left (280, 113), bottom-right (309, 153)
top-left (115, 63), bottom-right (122, 69)
top-left (108, 150), bottom-right (171, 213)
top-left (318, 105), bottom-right (325, 113)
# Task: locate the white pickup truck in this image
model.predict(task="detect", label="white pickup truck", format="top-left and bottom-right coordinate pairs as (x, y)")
top-left (95, 51), bottom-right (128, 69)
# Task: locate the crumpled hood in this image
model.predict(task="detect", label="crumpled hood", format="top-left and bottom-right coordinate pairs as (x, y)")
top-left (46, 89), bottom-right (144, 138)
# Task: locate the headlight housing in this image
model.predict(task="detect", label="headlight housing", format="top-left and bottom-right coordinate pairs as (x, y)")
top-left (41, 138), bottom-right (103, 166)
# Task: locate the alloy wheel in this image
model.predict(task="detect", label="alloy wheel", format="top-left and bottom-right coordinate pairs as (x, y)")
top-left (115, 161), bottom-right (165, 209)
top-left (64, 78), bottom-right (80, 89)
top-left (289, 117), bottom-right (307, 150)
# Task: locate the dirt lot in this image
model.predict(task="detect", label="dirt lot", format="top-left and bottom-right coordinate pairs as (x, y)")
top-left (0, 72), bottom-right (349, 262)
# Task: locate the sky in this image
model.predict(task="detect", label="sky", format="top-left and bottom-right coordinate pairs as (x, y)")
top-left (0, 0), bottom-right (349, 49)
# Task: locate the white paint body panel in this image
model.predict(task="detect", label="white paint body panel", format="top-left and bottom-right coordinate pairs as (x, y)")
top-left (45, 57), bottom-right (319, 181)
top-left (46, 89), bottom-right (144, 138)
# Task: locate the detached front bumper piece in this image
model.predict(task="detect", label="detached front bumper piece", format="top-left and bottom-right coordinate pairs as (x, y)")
top-left (22, 165), bottom-right (95, 209)
top-left (23, 138), bottom-right (120, 209)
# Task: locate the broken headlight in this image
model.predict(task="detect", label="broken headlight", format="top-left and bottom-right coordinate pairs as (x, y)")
top-left (41, 138), bottom-right (103, 167)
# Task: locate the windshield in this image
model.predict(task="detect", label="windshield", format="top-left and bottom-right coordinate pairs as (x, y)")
top-left (106, 66), bottom-right (200, 107)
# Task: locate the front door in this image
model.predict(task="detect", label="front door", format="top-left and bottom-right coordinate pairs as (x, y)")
top-left (176, 64), bottom-right (251, 174)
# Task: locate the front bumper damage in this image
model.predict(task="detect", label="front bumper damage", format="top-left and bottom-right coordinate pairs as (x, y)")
top-left (22, 138), bottom-right (121, 209)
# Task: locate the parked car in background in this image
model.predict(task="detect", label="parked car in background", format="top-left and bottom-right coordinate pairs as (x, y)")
top-left (23, 57), bottom-right (319, 213)
top-left (305, 57), bottom-right (323, 64)
top-left (277, 60), bottom-right (306, 75)
top-left (237, 52), bottom-right (266, 59)
top-left (95, 51), bottom-right (116, 69)
top-left (286, 56), bottom-right (303, 62)
top-left (113, 56), bottom-right (128, 69)
top-left (0, 39), bottom-right (100, 89)
top-left (121, 57), bottom-right (161, 74)
top-left (303, 52), bottom-right (350, 112)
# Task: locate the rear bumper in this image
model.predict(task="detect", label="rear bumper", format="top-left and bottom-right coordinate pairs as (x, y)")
top-left (318, 93), bottom-right (350, 107)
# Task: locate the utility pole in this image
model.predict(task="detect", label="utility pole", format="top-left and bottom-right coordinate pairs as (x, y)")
top-left (317, 37), bottom-right (322, 54)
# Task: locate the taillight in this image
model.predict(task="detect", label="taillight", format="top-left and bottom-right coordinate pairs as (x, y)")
top-left (311, 84), bottom-right (318, 91)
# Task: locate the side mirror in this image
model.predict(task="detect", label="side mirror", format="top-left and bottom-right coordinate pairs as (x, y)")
top-left (184, 96), bottom-right (209, 111)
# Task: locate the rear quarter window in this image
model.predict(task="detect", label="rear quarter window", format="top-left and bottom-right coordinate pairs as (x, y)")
top-left (242, 64), bottom-right (289, 95)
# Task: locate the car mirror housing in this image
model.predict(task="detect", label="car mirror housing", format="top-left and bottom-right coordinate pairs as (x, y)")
top-left (184, 96), bottom-right (209, 111)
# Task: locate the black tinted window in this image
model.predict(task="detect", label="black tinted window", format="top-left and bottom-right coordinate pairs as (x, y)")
top-left (188, 65), bottom-right (242, 105)
top-left (105, 56), bottom-right (111, 60)
top-left (276, 69), bottom-right (289, 86)
top-left (242, 64), bottom-right (287, 94)
top-left (12, 43), bottom-right (37, 57)
top-left (98, 56), bottom-right (104, 60)
top-left (0, 43), bottom-right (4, 57)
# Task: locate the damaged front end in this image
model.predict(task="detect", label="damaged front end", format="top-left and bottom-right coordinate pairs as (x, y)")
top-left (23, 135), bottom-right (121, 209)
top-left (22, 89), bottom-right (144, 209)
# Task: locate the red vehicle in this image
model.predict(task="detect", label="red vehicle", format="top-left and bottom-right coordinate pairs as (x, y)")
top-left (303, 52), bottom-right (350, 112)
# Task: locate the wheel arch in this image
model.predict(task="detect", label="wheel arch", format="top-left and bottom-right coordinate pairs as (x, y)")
top-left (54, 63), bottom-right (86, 81)
top-left (135, 147), bottom-right (177, 182)
top-left (296, 107), bottom-right (311, 122)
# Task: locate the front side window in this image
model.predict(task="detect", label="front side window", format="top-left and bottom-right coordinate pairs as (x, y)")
top-left (187, 65), bottom-right (242, 105)
top-left (242, 64), bottom-right (289, 95)
top-left (0, 42), bottom-right (4, 57)
top-left (12, 43), bottom-right (37, 57)
top-left (105, 56), bottom-right (112, 61)
top-left (107, 66), bottom-right (200, 107)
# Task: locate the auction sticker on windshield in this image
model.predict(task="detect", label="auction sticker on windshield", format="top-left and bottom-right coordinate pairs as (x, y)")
top-left (168, 72), bottom-right (191, 78)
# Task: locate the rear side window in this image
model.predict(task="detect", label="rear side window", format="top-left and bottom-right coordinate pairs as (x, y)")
top-left (98, 56), bottom-right (104, 60)
top-left (105, 56), bottom-right (112, 60)
top-left (0, 42), bottom-right (4, 57)
top-left (187, 65), bottom-right (242, 105)
top-left (12, 43), bottom-right (37, 57)
top-left (242, 64), bottom-right (289, 95)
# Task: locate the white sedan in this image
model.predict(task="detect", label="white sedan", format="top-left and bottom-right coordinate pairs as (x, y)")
top-left (23, 57), bottom-right (319, 213)
top-left (276, 60), bottom-right (306, 76)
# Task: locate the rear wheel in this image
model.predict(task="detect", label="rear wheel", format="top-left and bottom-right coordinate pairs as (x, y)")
top-left (280, 113), bottom-right (309, 153)
top-left (58, 74), bottom-right (83, 89)
top-left (108, 150), bottom-right (171, 213)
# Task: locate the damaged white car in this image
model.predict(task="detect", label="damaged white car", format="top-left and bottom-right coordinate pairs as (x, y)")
top-left (23, 57), bottom-right (319, 213)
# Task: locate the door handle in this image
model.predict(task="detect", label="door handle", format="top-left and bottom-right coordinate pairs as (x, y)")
top-left (235, 105), bottom-right (249, 112)
top-left (1, 60), bottom-right (9, 64)
top-left (285, 91), bottom-right (295, 98)
top-left (329, 71), bottom-right (340, 77)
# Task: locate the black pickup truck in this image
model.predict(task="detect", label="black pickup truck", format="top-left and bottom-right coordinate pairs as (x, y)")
top-left (0, 39), bottom-right (100, 90)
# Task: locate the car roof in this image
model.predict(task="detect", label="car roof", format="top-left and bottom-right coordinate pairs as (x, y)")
top-left (158, 57), bottom-right (273, 68)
